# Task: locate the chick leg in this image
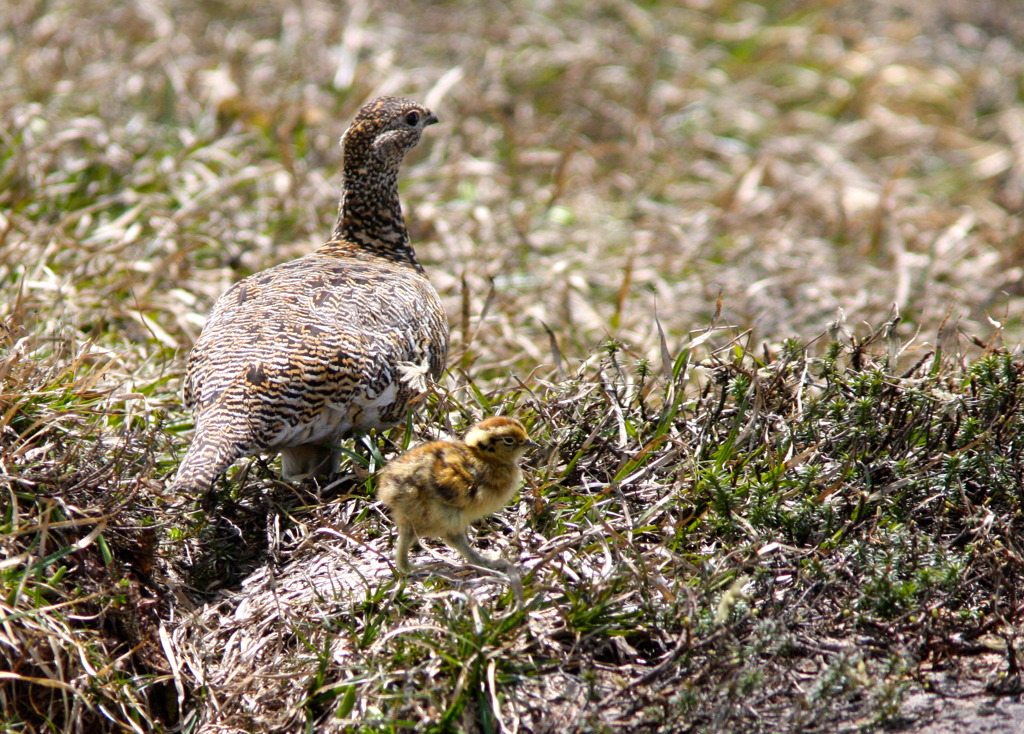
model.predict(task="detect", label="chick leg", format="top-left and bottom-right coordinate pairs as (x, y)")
top-left (395, 523), bottom-right (417, 573)
top-left (445, 531), bottom-right (511, 570)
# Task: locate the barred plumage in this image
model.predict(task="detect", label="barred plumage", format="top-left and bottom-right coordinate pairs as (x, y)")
top-left (172, 96), bottom-right (449, 496)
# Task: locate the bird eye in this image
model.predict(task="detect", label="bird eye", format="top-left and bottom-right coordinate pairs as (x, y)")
top-left (502, 437), bottom-right (516, 445)
top-left (404, 110), bottom-right (421, 126)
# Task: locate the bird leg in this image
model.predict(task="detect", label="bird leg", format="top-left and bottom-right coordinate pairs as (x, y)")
top-left (445, 531), bottom-right (512, 570)
top-left (280, 444), bottom-right (334, 481)
top-left (395, 523), bottom-right (417, 573)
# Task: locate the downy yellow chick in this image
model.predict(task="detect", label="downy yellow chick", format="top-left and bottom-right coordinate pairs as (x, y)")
top-left (377, 416), bottom-right (537, 572)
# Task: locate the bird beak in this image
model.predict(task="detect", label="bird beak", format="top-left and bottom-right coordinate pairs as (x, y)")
top-left (524, 441), bottom-right (540, 451)
top-left (425, 111), bottom-right (439, 126)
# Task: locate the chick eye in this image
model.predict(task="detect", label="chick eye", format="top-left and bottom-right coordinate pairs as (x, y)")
top-left (502, 437), bottom-right (516, 445)
top-left (404, 110), bottom-right (421, 126)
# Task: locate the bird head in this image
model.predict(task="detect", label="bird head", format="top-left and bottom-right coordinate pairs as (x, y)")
top-left (341, 96), bottom-right (438, 169)
top-left (464, 416), bottom-right (539, 463)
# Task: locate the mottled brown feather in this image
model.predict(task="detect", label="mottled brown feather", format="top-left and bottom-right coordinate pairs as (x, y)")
top-left (172, 96), bottom-right (448, 496)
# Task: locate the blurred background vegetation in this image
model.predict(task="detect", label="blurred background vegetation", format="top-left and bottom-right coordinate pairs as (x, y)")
top-left (4, 0), bottom-right (1023, 376)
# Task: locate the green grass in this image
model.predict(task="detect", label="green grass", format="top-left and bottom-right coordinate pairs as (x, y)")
top-left (3, 0), bottom-right (1024, 732)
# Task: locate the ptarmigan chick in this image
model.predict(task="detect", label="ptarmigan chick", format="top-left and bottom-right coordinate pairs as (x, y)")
top-left (377, 417), bottom-right (537, 573)
top-left (171, 96), bottom-right (449, 497)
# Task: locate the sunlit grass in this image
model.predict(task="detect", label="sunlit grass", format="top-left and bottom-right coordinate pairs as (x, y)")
top-left (3, 0), bottom-right (1024, 731)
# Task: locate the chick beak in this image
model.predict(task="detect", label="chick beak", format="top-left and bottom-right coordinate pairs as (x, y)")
top-left (524, 441), bottom-right (540, 451)
top-left (424, 111), bottom-right (439, 126)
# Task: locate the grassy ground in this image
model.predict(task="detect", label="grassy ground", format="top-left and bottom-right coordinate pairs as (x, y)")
top-left (3, 0), bottom-right (1024, 731)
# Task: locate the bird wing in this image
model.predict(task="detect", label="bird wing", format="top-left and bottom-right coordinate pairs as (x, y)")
top-left (423, 444), bottom-right (483, 510)
top-left (182, 254), bottom-right (448, 445)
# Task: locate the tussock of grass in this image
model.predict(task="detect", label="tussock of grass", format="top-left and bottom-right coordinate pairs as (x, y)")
top-left (4, 0), bottom-right (1024, 731)
top-left (139, 328), bottom-right (1023, 733)
top-left (1, 331), bottom-right (172, 731)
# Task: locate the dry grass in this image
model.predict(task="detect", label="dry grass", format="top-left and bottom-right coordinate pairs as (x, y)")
top-left (3, 0), bottom-right (1024, 732)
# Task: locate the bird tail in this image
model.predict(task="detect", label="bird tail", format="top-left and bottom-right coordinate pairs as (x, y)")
top-left (169, 417), bottom-right (252, 498)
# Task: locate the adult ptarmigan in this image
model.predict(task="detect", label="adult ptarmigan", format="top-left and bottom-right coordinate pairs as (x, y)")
top-left (172, 96), bottom-right (449, 496)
